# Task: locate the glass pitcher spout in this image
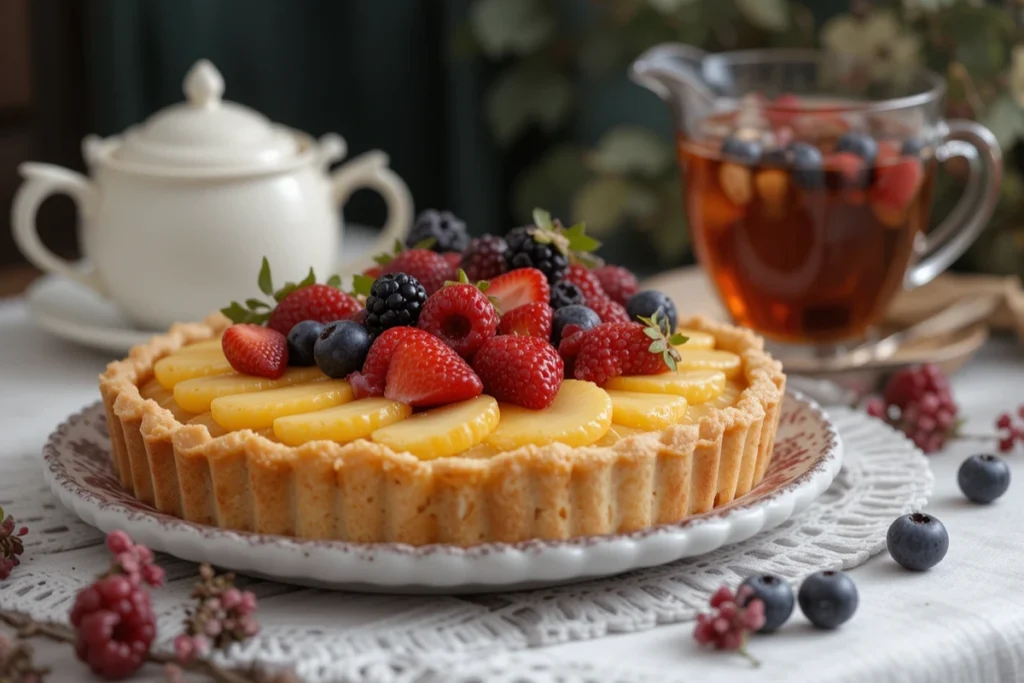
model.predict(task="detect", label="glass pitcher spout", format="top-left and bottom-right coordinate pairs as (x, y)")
top-left (630, 44), bottom-right (717, 134)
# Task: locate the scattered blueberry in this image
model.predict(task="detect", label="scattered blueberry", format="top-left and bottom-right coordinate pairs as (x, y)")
top-left (900, 137), bottom-right (928, 157)
top-left (286, 320), bottom-right (325, 367)
top-left (550, 281), bottom-right (586, 310)
top-left (835, 131), bottom-right (878, 165)
top-left (886, 512), bottom-right (949, 571)
top-left (551, 305), bottom-right (601, 347)
top-left (797, 570), bottom-right (858, 630)
top-left (721, 135), bottom-right (763, 164)
top-left (958, 454), bottom-right (1010, 504)
top-left (740, 574), bottom-right (795, 633)
top-left (787, 142), bottom-right (825, 188)
top-left (626, 290), bottom-right (678, 334)
top-left (314, 320), bottom-right (373, 379)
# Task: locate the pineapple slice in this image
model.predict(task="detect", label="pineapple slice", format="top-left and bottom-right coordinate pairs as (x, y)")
top-left (275, 398), bottom-right (412, 446)
top-left (683, 380), bottom-right (745, 423)
top-left (604, 369), bottom-right (727, 405)
top-left (593, 424), bottom-right (645, 447)
top-left (187, 412), bottom-right (276, 440)
top-left (485, 380), bottom-right (612, 451)
top-left (210, 381), bottom-right (353, 431)
top-left (606, 390), bottom-right (688, 430)
top-left (674, 328), bottom-right (716, 350)
top-left (674, 349), bottom-right (742, 378)
top-left (371, 396), bottom-right (499, 459)
top-left (137, 379), bottom-right (194, 421)
top-left (174, 367), bottom-right (326, 413)
top-left (154, 349), bottom-right (233, 389)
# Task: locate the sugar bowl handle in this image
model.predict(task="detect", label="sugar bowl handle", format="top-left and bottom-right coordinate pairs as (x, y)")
top-left (11, 162), bottom-right (106, 295)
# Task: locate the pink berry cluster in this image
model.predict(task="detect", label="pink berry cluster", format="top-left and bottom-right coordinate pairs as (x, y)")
top-left (994, 406), bottom-right (1024, 453)
top-left (693, 585), bottom-right (766, 665)
top-left (0, 506), bottom-right (28, 581)
top-left (174, 563), bottom-right (259, 664)
top-left (864, 364), bottom-right (959, 453)
top-left (0, 632), bottom-right (47, 683)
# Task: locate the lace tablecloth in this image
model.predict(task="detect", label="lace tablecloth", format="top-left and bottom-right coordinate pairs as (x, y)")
top-left (1, 296), bottom-right (1023, 683)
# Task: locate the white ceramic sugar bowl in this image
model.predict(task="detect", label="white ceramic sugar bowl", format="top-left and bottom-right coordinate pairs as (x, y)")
top-left (11, 60), bottom-right (412, 330)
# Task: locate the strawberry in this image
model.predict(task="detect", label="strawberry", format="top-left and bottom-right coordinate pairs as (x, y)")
top-left (349, 326), bottom-right (435, 399)
top-left (487, 267), bottom-right (550, 313)
top-left (417, 283), bottom-right (499, 358)
top-left (381, 249), bottom-right (453, 295)
top-left (574, 317), bottom-right (685, 385)
top-left (871, 156), bottom-right (924, 211)
top-left (267, 284), bottom-right (361, 335)
top-left (221, 324), bottom-right (289, 379)
top-left (588, 297), bottom-right (631, 324)
top-left (471, 335), bottom-right (563, 409)
top-left (498, 302), bottom-right (552, 339)
top-left (564, 263), bottom-right (606, 303)
top-left (442, 251), bottom-right (463, 271)
top-left (383, 334), bottom-right (483, 407)
top-left (593, 266), bottom-right (639, 307)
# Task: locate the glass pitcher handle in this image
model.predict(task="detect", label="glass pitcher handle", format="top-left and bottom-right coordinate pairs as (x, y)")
top-left (906, 120), bottom-right (1002, 289)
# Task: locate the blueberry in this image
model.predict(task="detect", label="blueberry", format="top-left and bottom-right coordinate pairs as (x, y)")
top-left (762, 147), bottom-right (792, 167)
top-left (313, 320), bottom-right (372, 379)
top-left (551, 305), bottom-right (601, 347)
top-left (740, 574), bottom-right (795, 633)
top-left (286, 320), bottom-right (325, 367)
top-left (886, 512), bottom-right (949, 571)
top-left (787, 142), bottom-right (824, 189)
top-left (721, 135), bottom-right (763, 165)
top-left (900, 137), bottom-right (928, 157)
top-left (958, 454), bottom-right (1010, 504)
top-left (835, 131), bottom-right (878, 165)
top-left (626, 290), bottom-right (677, 334)
top-left (797, 570), bottom-right (858, 629)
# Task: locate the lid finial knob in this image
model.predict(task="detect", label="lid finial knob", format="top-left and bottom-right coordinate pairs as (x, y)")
top-left (184, 60), bottom-right (225, 108)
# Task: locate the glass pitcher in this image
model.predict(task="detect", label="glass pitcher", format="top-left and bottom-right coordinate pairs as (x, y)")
top-left (630, 45), bottom-right (1002, 347)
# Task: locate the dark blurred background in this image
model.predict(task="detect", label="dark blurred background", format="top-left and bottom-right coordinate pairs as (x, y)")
top-left (3, 0), bottom-right (1023, 290)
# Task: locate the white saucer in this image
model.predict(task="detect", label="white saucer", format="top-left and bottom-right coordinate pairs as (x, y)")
top-left (22, 226), bottom-right (381, 355)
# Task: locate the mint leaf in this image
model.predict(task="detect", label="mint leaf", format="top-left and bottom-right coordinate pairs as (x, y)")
top-left (257, 257), bottom-right (273, 297)
top-left (373, 252), bottom-right (395, 266)
top-left (533, 207), bottom-right (553, 231)
top-left (566, 230), bottom-right (601, 253)
top-left (412, 237), bottom-right (437, 251)
top-left (326, 274), bottom-right (342, 288)
top-left (669, 333), bottom-right (688, 346)
top-left (221, 301), bottom-right (267, 325)
top-left (477, 280), bottom-right (490, 292)
top-left (351, 274), bottom-right (376, 296)
top-left (663, 351), bottom-right (678, 372)
top-left (648, 339), bottom-right (667, 353)
top-left (643, 327), bottom-right (661, 340)
top-left (245, 298), bottom-right (270, 310)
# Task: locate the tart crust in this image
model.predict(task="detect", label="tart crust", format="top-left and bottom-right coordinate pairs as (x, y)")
top-left (98, 313), bottom-right (785, 546)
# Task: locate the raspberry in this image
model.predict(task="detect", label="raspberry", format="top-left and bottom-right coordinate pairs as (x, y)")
top-left (593, 266), bottom-right (639, 306)
top-left (588, 297), bottom-right (631, 324)
top-left (564, 264), bottom-right (606, 302)
top-left (364, 273), bottom-right (428, 334)
top-left (417, 283), bottom-right (499, 358)
top-left (70, 575), bottom-right (156, 680)
top-left (471, 335), bottom-right (564, 409)
top-left (267, 284), bottom-right (361, 336)
top-left (557, 327), bottom-right (587, 378)
top-left (573, 322), bottom-right (672, 385)
top-left (461, 236), bottom-right (508, 282)
top-left (382, 249), bottom-right (453, 295)
top-left (406, 209), bottom-right (469, 253)
top-left (442, 252), bottom-right (463, 271)
top-left (348, 327), bottom-right (437, 398)
top-left (498, 302), bottom-right (553, 339)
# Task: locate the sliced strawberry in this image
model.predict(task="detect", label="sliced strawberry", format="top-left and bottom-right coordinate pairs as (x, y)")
top-left (498, 302), bottom-right (553, 339)
top-left (383, 334), bottom-right (483, 407)
top-left (348, 326), bottom-right (435, 399)
top-left (221, 324), bottom-right (288, 379)
top-left (267, 284), bottom-right (361, 336)
top-left (487, 267), bottom-right (550, 314)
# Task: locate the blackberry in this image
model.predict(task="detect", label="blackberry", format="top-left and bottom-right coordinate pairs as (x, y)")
top-left (461, 235), bottom-right (508, 282)
top-left (550, 281), bottom-right (585, 309)
top-left (365, 273), bottom-right (427, 334)
top-left (505, 226), bottom-right (568, 284)
top-left (406, 209), bottom-right (469, 253)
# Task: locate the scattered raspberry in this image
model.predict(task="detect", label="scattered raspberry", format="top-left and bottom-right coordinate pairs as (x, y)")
top-left (384, 334), bottom-right (483, 407)
top-left (0, 508), bottom-right (27, 581)
top-left (471, 335), bottom-right (564, 409)
top-left (461, 236), bottom-right (508, 282)
top-left (348, 327), bottom-right (437, 399)
top-left (382, 249), bottom-right (453, 295)
top-left (593, 266), bottom-right (639, 306)
top-left (573, 322), bottom-right (675, 385)
top-left (564, 263), bottom-right (606, 303)
top-left (417, 283), bottom-right (499, 358)
top-left (864, 364), bottom-right (960, 453)
top-left (694, 584), bottom-right (765, 666)
top-left (221, 324), bottom-right (289, 379)
top-left (177, 564), bottom-right (259, 663)
top-left (70, 574), bottom-right (156, 679)
top-left (267, 284), bottom-right (361, 336)
top-left (498, 302), bottom-right (553, 339)
top-left (486, 267), bottom-right (550, 313)
top-left (588, 296), bottom-right (631, 324)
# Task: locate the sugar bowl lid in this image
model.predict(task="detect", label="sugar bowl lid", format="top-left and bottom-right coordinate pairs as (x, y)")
top-left (113, 60), bottom-right (300, 169)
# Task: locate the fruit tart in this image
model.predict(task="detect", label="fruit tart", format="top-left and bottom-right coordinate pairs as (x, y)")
top-left (99, 209), bottom-right (785, 546)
